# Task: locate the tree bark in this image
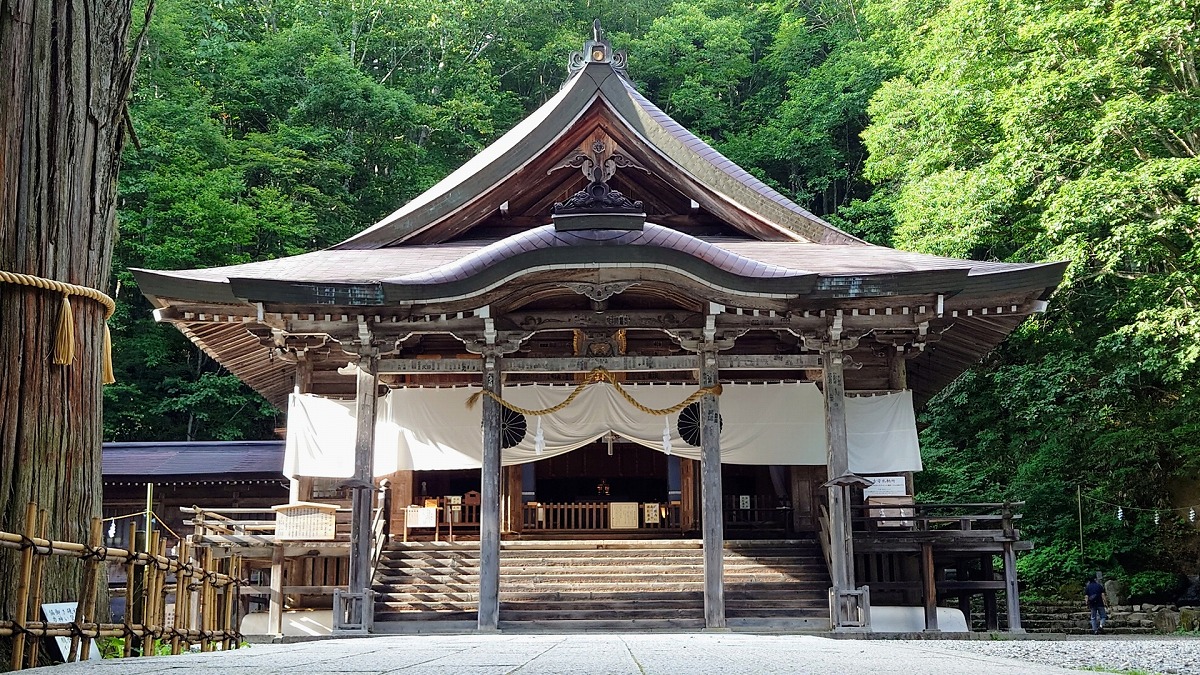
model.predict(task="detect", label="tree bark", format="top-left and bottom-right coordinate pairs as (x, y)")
top-left (0, 0), bottom-right (141, 627)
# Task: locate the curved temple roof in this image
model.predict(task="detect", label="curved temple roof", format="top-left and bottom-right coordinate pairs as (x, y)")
top-left (131, 29), bottom-right (1068, 411)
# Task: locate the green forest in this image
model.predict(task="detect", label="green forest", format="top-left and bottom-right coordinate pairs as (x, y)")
top-left (109, 0), bottom-right (1200, 600)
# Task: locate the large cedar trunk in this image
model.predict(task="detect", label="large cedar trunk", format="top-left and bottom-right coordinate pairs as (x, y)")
top-left (0, 0), bottom-right (139, 626)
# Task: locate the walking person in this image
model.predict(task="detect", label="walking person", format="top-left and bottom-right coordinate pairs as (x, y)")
top-left (1085, 574), bottom-right (1108, 635)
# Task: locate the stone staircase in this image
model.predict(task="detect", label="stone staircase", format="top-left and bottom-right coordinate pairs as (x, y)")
top-left (373, 538), bottom-right (831, 630)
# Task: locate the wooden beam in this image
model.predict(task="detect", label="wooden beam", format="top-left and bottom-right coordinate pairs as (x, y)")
top-left (478, 357), bottom-right (502, 631)
top-left (699, 348), bottom-right (725, 629)
top-left (374, 354), bottom-right (821, 374)
top-left (921, 542), bottom-right (939, 632)
top-left (506, 464), bottom-right (523, 535)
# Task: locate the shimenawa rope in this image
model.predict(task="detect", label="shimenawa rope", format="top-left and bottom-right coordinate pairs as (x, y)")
top-left (466, 367), bottom-right (721, 417)
top-left (0, 270), bottom-right (116, 384)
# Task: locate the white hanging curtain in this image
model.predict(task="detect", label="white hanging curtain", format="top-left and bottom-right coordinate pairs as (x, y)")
top-left (283, 382), bottom-right (922, 478)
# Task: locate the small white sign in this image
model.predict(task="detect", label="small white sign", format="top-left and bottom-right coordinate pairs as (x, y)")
top-left (739, 495), bottom-right (751, 510)
top-left (446, 495), bottom-right (463, 505)
top-left (643, 503), bottom-right (660, 524)
top-left (43, 602), bottom-right (102, 661)
top-left (405, 506), bottom-right (438, 528)
top-left (862, 475), bottom-right (908, 497)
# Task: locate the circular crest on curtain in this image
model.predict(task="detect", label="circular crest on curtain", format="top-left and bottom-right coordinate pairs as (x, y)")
top-left (500, 407), bottom-right (528, 449)
top-left (677, 402), bottom-right (721, 446)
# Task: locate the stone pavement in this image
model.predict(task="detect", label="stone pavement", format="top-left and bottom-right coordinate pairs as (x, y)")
top-left (29, 633), bottom-right (1080, 674)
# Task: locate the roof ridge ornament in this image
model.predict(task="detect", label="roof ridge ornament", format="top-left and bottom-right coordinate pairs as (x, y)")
top-left (551, 139), bottom-right (646, 231)
top-left (568, 19), bottom-right (628, 76)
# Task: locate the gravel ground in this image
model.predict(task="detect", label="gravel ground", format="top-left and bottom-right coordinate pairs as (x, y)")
top-left (910, 636), bottom-right (1200, 675)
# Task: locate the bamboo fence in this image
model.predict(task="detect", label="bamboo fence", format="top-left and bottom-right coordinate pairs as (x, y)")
top-left (1, 502), bottom-right (243, 670)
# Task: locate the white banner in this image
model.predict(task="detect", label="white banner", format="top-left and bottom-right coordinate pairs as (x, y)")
top-left (283, 382), bottom-right (922, 477)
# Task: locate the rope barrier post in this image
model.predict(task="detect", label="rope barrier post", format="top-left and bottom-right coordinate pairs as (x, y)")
top-left (200, 548), bottom-right (214, 652)
top-left (26, 508), bottom-right (49, 670)
top-left (124, 523), bottom-right (137, 658)
top-left (72, 517), bottom-right (104, 661)
top-left (11, 502), bottom-right (39, 671)
top-left (170, 541), bottom-right (189, 655)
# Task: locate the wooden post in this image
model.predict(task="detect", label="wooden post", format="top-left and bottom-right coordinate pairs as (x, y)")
top-left (680, 458), bottom-right (699, 533)
top-left (921, 542), bottom-right (939, 632)
top-left (268, 544), bottom-right (285, 637)
top-left (506, 464), bottom-right (524, 534)
top-left (142, 531), bottom-right (161, 656)
top-left (171, 540), bottom-right (190, 655)
top-left (957, 560), bottom-right (972, 629)
top-left (26, 508), bottom-right (49, 669)
top-left (71, 517), bottom-right (103, 661)
top-left (699, 347), bottom-right (725, 629)
top-left (478, 355), bottom-right (502, 631)
top-left (11, 502), bottom-right (38, 670)
top-left (822, 344), bottom-right (856, 628)
top-left (125, 523), bottom-right (139, 657)
top-left (348, 354), bottom-right (379, 608)
top-left (1002, 542), bottom-right (1024, 632)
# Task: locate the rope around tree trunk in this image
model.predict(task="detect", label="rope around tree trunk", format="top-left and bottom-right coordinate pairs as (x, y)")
top-left (466, 367), bottom-right (721, 417)
top-left (0, 270), bottom-right (116, 384)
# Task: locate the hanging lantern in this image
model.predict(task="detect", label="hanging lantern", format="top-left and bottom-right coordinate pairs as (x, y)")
top-left (1154, 511), bottom-right (1160, 526)
top-left (1190, 508), bottom-right (1196, 523)
top-left (662, 418), bottom-right (672, 456)
top-left (534, 417), bottom-right (544, 455)
top-left (1117, 507), bottom-right (1124, 521)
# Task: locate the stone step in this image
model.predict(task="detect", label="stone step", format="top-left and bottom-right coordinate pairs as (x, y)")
top-left (377, 572), bottom-right (820, 585)
top-left (497, 618), bottom-right (708, 631)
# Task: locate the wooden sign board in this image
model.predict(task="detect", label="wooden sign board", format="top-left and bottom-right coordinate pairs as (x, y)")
top-left (405, 506), bottom-right (438, 528)
top-left (643, 503), bottom-right (660, 524)
top-left (610, 502), bottom-right (639, 529)
top-left (862, 476), bottom-right (908, 498)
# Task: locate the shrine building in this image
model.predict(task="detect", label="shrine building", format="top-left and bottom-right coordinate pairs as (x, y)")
top-left (133, 26), bottom-right (1066, 635)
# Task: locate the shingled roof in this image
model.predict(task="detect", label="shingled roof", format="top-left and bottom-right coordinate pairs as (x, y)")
top-left (102, 441), bottom-right (285, 481)
top-left (131, 29), bottom-right (1067, 411)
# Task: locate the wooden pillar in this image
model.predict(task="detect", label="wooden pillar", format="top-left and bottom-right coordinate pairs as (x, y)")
top-left (268, 544), bottom-right (285, 637)
top-left (1002, 542), bottom-right (1024, 632)
top-left (957, 560), bottom-right (972, 629)
top-left (348, 355), bottom-right (379, 599)
top-left (982, 554), bottom-right (999, 631)
top-left (290, 357), bottom-right (314, 503)
top-left (506, 464), bottom-right (524, 534)
top-left (921, 542), bottom-right (939, 631)
top-left (822, 344), bottom-right (856, 627)
top-left (699, 347), bottom-right (725, 628)
top-left (680, 458), bottom-right (699, 533)
top-left (478, 355), bottom-right (502, 631)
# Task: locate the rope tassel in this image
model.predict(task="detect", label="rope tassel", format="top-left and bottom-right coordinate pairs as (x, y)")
top-left (1, 269), bottom-right (117, 384)
top-left (54, 295), bottom-right (75, 365)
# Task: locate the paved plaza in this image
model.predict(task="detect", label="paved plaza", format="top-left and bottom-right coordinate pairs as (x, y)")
top-left (30, 633), bottom-right (1085, 674)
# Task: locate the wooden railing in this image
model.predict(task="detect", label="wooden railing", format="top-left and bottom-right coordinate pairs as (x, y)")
top-left (851, 501), bottom-right (1023, 537)
top-left (0, 502), bottom-right (241, 670)
top-left (521, 502), bottom-right (680, 531)
top-left (723, 495), bottom-right (791, 529)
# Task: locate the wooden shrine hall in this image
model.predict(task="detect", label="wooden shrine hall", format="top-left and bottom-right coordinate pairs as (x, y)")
top-left (134, 25), bottom-right (1066, 634)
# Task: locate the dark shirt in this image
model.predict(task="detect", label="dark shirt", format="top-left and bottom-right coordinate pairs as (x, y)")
top-left (1085, 580), bottom-right (1106, 608)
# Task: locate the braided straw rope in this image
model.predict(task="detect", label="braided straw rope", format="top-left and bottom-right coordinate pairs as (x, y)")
top-left (0, 270), bottom-right (116, 384)
top-left (466, 368), bottom-right (721, 417)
